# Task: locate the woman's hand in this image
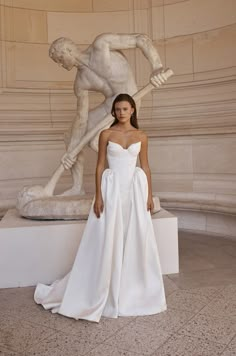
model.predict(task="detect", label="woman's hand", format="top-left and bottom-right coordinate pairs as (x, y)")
top-left (93, 196), bottom-right (104, 218)
top-left (147, 195), bottom-right (154, 212)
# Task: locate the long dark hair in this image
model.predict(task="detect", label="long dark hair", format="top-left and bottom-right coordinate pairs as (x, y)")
top-left (111, 93), bottom-right (139, 129)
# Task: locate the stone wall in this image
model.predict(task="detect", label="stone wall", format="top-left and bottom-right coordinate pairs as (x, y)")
top-left (0, 0), bottom-right (235, 236)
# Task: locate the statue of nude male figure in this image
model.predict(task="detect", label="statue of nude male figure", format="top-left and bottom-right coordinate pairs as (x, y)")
top-left (49, 33), bottom-right (167, 196)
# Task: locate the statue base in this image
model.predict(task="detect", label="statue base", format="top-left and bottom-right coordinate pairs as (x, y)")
top-left (17, 194), bottom-right (161, 220)
top-left (0, 208), bottom-right (178, 288)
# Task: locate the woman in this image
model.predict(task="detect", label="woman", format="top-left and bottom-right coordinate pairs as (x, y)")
top-left (34, 93), bottom-right (167, 322)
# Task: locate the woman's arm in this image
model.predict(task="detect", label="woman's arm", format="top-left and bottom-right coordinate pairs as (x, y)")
top-left (94, 130), bottom-right (109, 218)
top-left (139, 134), bottom-right (154, 212)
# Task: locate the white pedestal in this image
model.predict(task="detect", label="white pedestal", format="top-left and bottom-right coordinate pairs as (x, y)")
top-left (0, 209), bottom-right (178, 288)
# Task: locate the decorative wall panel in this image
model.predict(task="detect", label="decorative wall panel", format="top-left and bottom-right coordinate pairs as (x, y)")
top-left (47, 11), bottom-right (134, 44)
top-left (164, 0), bottom-right (235, 38)
top-left (3, 6), bottom-right (47, 43)
top-left (2, 0), bottom-right (93, 12)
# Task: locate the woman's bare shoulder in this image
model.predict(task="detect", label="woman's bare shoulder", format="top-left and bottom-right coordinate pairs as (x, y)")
top-left (137, 129), bottom-right (146, 136)
top-left (99, 128), bottom-right (112, 138)
top-left (136, 130), bottom-right (147, 142)
top-left (97, 129), bottom-right (111, 147)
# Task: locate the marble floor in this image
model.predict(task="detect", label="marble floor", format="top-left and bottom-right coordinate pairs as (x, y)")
top-left (0, 229), bottom-right (236, 356)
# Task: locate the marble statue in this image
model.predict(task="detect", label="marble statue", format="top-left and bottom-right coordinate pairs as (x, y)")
top-left (17, 33), bottom-right (173, 219)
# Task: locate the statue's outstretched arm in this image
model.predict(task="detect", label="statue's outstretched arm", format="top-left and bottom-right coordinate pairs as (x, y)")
top-left (93, 33), bottom-right (163, 72)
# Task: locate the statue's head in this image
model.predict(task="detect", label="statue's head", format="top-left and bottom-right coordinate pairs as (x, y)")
top-left (49, 37), bottom-right (78, 70)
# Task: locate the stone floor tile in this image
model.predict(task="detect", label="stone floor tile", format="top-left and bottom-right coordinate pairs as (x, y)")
top-left (178, 239), bottom-right (213, 251)
top-left (215, 284), bottom-right (236, 301)
top-left (179, 230), bottom-right (233, 247)
top-left (163, 276), bottom-right (179, 296)
top-left (178, 237), bottom-right (202, 250)
top-left (16, 304), bottom-right (82, 333)
top-left (179, 254), bottom-right (215, 272)
top-left (193, 246), bottom-right (236, 268)
top-left (222, 244), bottom-right (236, 258)
top-left (135, 308), bottom-right (193, 333)
top-left (178, 245), bottom-right (198, 258)
top-left (56, 315), bottom-right (137, 344)
top-left (0, 345), bottom-right (23, 356)
top-left (104, 318), bottom-right (171, 355)
top-left (0, 286), bottom-right (34, 299)
top-left (151, 333), bottom-right (226, 356)
top-left (86, 344), bottom-right (140, 356)
top-left (178, 313), bottom-right (236, 345)
top-left (0, 287), bottom-right (35, 316)
top-left (221, 350), bottom-right (236, 356)
top-left (168, 267), bottom-right (236, 289)
top-left (166, 289), bottom-right (210, 313)
top-left (200, 294), bottom-right (236, 321)
top-left (0, 314), bottom-right (20, 330)
top-left (180, 285), bottom-right (225, 299)
top-left (1, 232), bottom-right (236, 356)
top-left (220, 336), bottom-right (236, 356)
top-left (0, 319), bottom-right (55, 353)
top-left (25, 331), bottom-right (99, 356)
top-left (25, 347), bottom-right (69, 356)
top-left (0, 287), bottom-right (34, 311)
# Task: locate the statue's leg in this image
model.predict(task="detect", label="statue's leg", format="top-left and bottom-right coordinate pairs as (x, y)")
top-left (60, 152), bottom-right (85, 196)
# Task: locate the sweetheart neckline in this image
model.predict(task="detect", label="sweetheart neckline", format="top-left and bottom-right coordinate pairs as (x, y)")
top-left (108, 141), bottom-right (141, 150)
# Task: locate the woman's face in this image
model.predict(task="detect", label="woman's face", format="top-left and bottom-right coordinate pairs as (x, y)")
top-left (114, 101), bottom-right (134, 123)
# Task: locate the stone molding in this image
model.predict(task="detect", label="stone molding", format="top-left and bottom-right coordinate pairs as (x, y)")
top-left (159, 192), bottom-right (236, 215)
top-left (0, 77), bottom-right (235, 138)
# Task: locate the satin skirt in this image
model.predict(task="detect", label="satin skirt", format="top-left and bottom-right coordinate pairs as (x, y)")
top-left (34, 168), bottom-right (166, 322)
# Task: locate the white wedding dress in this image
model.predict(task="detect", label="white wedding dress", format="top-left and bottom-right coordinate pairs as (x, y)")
top-left (34, 141), bottom-right (167, 322)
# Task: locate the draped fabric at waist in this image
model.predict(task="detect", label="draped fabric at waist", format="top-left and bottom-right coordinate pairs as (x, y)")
top-left (107, 156), bottom-right (137, 194)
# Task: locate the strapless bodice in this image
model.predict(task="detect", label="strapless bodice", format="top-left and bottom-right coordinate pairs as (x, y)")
top-left (106, 140), bottom-right (141, 197)
top-left (107, 140), bottom-right (141, 170)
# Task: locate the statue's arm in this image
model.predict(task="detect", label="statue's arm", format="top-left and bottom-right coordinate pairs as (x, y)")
top-left (61, 88), bottom-right (89, 169)
top-left (93, 33), bottom-right (163, 72)
top-left (63, 88), bottom-right (88, 163)
top-left (74, 88), bottom-right (89, 137)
